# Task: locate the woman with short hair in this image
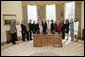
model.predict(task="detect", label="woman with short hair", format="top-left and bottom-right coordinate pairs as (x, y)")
top-left (69, 19), bottom-right (74, 41)
top-left (16, 21), bottom-right (22, 41)
top-left (65, 19), bottom-right (69, 40)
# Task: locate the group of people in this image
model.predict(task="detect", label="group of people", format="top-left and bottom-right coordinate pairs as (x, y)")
top-left (49, 19), bottom-right (79, 42)
top-left (10, 18), bottom-right (79, 45)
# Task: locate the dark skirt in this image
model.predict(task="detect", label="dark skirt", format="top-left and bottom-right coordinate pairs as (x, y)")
top-left (58, 31), bottom-right (61, 34)
top-left (65, 29), bottom-right (69, 34)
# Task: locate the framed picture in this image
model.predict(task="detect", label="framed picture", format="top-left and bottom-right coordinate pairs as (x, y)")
top-left (3, 14), bottom-right (16, 25)
top-left (4, 20), bottom-right (12, 25)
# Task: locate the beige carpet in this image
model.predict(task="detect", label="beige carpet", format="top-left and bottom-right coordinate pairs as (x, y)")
top-left (1, 39), bottom-right (84, 56)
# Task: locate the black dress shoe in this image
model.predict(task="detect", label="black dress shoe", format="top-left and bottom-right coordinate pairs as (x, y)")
top-left (22, 40), bottom-right (25, 41)
top-left (13, 43), bottom-right (16, 45)
top-left (30, 38), bottom-right (33, 40)
top-left (27, 39), bottom-right (30, 41)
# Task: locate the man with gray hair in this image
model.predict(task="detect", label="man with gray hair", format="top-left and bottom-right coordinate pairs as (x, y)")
top-left (10, 20), bottom-right (16, 44)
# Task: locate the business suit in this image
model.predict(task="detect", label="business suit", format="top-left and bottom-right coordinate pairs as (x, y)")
top-left (65, 22), bottom-right (69, 34)
top-left (42, 21), bottom-right (47, 33)
top-left (21, 24), bottom-right (27, 41)
top-left (10, 22), bottom-right (16, 44)
top-left (32, 23), bottom-right (36, 34)
top-left (51, 22), bottom-right (54, 33)
top-left (28, 23), bottom-right (33, 40)
top-left (35, 23), bottom-right (39, 34)
top-left (54, 23), bottom-right (57, 32)
top-left (62, 23), bottom-right (65, 39)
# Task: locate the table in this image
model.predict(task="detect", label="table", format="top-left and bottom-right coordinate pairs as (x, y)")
top-left (33, 33), bottom-right (62, 47)
top-left (6, 30), bottom-right (18, 43)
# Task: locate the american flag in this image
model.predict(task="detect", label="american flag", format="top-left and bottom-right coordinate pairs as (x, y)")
top-left (38, 9), bottom-right (41, 22)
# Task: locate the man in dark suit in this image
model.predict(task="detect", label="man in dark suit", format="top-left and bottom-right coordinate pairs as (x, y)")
top-left (28, 20), bottom-right (33, 40)
top-left (35, 20), bottom-right (39, 34)
top-left (21, 21), bottom-right (27, 41)
top-left (42, 19), bottom-right (47, 34)
top-left (61, 20), bottom-right (65, 39)
top-left (54, 21), bottom-right (57, 32)
top-left (51, 20), bottom-right (54, 33)
top-left (32, 21), bottom-right (36, 34)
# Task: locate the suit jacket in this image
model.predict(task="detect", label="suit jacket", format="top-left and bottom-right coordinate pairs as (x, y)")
top-left (54, 23), bottom-right (57, 32)
top-left (10, 23), bottom-right (16, 33)
top-left (35, 23), bottom-right (39, 31)
top-left (51, 22), bottom-right (54, 31)
top-left (42, 21), bottom-right (47, 30)
top-left (69, 23), bottom-right (74, 33)
top-left (32, 23), bottom-right (36, 31)
top-left (65, 22), bottom-right (69, 31)
top-left (29, 23), bottom-right (33, 31)
top-left (21, 24), bottom-right (27, 33)
top-left (57, 23), bottom-right (62, 32)
top-left (62, 23), bottom-right (65, 33)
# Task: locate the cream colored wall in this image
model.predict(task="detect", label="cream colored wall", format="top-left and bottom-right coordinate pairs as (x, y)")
top-left (81, 1), bottom-right (84, 39)
top-left (81, 1), bottom-right (84, 29)
top-left (1, 1), bottom-right (23, 42)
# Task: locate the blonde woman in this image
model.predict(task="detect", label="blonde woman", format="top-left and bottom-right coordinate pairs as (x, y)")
top-left (16, 21), bottom-right (22, 41)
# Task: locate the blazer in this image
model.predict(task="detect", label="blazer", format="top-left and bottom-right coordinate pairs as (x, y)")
top-left (35, 23), bottom-right (39, 31)
top-left (10, 23), bottom-right (16, 33)
top-left (42, 22), bottom-right (47, 29)
top-left (21, 24), bottom-right (27, 33)
top-left (62, 23), bottom-right (65, 33)
top-left (51, 22), bottom-right (54, 31)
top-left (28, 23), bottom-right (33, 31)
top-left (57, 22), bottom-right (62, 32)
top-left (54, 23), bottom-right (57, 32)
top-left (32, 23), bottom-right (36, 31)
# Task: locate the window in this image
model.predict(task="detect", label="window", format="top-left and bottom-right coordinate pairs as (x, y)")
top-left (46, 4), bottom-right (56, 22)
top-left (65, 2), bottom-right (75, 22)
top-left (27, 5), bottom-right (37, 23)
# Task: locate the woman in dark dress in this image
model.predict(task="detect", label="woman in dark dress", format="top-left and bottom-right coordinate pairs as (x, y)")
top-left (54, 21), bottom-right (57, 33)
top-left (65, 19), bottom-right (69, 40)
top-left (35, 20), bottom-right (40, 34)
top-left (62, 20), bottom-right (65, 39)
top-left (50, 20), bottom-right (54, 34)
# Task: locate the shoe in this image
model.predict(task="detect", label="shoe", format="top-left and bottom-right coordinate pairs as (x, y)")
top-left (74, 40), bottom-right (78, 42)
top-left (13, 43), bottom-right (16, 45)
top-left (27, 39), bottom-right (30, 41)
top-left (30, 38), bottom-right (32, 40)
top-left (22, 40), bottom-right (25, 41)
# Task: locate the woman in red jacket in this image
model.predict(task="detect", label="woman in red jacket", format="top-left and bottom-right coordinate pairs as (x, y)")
top-left (57, 20), bottom-right (62, 38)
top-left (57, 20), bottom-right (62, 34)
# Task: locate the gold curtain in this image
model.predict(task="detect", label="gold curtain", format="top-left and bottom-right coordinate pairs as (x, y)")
top-left (37, 5), bottom-right (46, 21)
top-left (56, 3), bottom-right (64, 22)
top-left (22, 5), bottom-right (29, 31)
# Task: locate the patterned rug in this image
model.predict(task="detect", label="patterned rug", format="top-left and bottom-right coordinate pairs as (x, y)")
top-left (1, 38), bottom-right (84, 56)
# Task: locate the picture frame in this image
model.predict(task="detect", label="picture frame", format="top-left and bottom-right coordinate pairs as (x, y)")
top-left (3, 14), bottom-right (16, 26)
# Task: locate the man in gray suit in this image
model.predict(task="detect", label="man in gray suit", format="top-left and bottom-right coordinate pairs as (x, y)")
top-left (10, 20), bottom-right (16, 44)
